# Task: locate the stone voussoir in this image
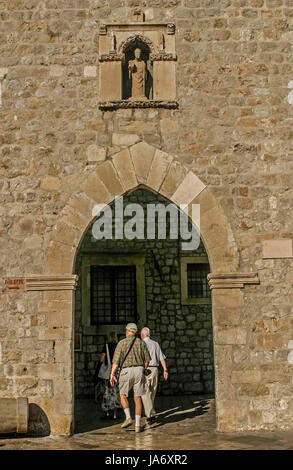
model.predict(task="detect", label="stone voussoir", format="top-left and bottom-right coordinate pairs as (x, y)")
top-left (129, 141), bottom-right (156, 183)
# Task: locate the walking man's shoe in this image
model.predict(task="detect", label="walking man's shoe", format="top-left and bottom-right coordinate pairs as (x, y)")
top-left (121, 418), bottom-right (133, 429)
top-left (147, 416), bottom-right (156, 424)
top-left (135, 426), bottom-right (142, 433)
top-left (145, 416), bottom-right (156, 429)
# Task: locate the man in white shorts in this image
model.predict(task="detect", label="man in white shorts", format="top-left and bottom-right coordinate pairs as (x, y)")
top-left (110, 323), bottom-right (151, 433)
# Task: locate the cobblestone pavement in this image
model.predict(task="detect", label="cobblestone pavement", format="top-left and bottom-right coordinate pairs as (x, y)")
top-left (1, 396), bottom-right (293, 450)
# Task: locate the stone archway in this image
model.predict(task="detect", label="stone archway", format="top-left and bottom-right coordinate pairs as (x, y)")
top-left (47, 141), bottom-right (240, 274)
top-left (28, 141), bottom-right (259, 435)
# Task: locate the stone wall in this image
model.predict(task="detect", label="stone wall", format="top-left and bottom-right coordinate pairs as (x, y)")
top-left (74, 188), bottom-right (214, 397)
top-left (0, 0), bottom-right (293, 434)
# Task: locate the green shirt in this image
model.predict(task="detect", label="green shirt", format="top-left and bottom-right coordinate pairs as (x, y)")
top-left (113, 336), bottom-right (151, 368)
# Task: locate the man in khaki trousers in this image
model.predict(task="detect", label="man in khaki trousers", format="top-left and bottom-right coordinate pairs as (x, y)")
top-left (140, 327), bottom-right (168, 425)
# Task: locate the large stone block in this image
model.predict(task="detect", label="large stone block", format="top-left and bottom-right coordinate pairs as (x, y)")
top-left (256, 333), bottom-right (283, 350)
top-left (214, 345), bottom-right (235, 400)
top-left (262, 239), bottom-right (293, 259)
top-left (153, 61), bottom-right (176, 101)
top-left (62, 210), bottom-right (88, 233)
top-left (112, 133), bottom-right (140, 147)
top-left (23, 235), bottom-right (43, 250)
top-left (86, 145), bottom-right (106, 162)
top-left (130, 141), bottom-right (156, 183)
top-left (235, 401), bottom-right (249, 428)
top-left (216, 327), bottom-right (247, 345)
top-left (160, 161), bottom-right (188, 199)
top-left (171, 171), bottom-right (206, 207)
top-left (46, 242), bottom-right (75, 275)
top-left (238, 384), bottom-right (270, 397)
top-left (39, 327), bottom-right (65, 341)
top-left (82, 174), bottom-right (112, 205)
top-left (68, 194), bottom-right (94, 220)
top-left (260, 364), bottom-right (289, 384)
top-left (146, 149), bottom-right (173, 191)
top-left (38, 364), bottom-right (61, 380)
top-left (54, 340), bottom-right (72, 364)
top-left (40, 176), bottom-right (61, 191)
top-left (95, 161), bottom-right (124, 198)
top-left (231, 370), bottom-right (261, 384)
top-left (212, 307), bottom-right (241, 327)
top-left (51, 222), bottom-right (79, 247)
top-left (189, 188), bottom-right (219, 218)
top-left (112, 148), bottom-right (138, 192)
top-left (99, 62), bottom-right (121, 101)
top-left (47, 310), bottom-right (72, 329)
top-left (212, 289), bottom-right (244, 309)
top-left (216, 400), bottom-right (237, 432)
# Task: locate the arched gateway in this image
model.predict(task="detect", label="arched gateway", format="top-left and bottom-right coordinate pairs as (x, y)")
top-left (26, 141), bottom-right (259, 435)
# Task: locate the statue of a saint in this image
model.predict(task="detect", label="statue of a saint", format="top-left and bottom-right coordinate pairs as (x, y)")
top-left (128, 48), bottom-right (147, 100)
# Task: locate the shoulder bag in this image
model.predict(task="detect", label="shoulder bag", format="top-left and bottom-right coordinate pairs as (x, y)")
top-left (98, 343), bottom-right (111, 380)
top-left (116, 336), bottom-right (137, 380)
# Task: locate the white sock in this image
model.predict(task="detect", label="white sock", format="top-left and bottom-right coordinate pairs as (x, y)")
top-left (135, 415), bottom-right (141, 427)
top-left (124, 408), bottom-right (131, 420)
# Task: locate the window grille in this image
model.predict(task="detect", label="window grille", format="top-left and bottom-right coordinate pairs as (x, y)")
top-left (90, 265), bottom-right (137, 325)
top-left (187, 263), bottom-right (211, 299)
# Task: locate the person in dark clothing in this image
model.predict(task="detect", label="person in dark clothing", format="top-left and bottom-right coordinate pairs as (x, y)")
top-left (94, 331), bottom-right (121, 420)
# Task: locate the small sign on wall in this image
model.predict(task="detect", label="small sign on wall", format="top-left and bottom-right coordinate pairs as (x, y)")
top-left (4, 278), bottom-right (25, 290)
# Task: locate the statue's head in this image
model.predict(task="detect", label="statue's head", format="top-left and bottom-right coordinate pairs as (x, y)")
top-left (134, 48), bottom-right (141, 59)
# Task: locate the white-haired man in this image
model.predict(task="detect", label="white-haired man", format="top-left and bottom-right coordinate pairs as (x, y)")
top-left (140, 327), bottom-right (168, 425)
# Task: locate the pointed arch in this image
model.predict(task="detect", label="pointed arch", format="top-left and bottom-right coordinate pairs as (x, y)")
top-left (37, 141), bottom-right (262, 435)
top-left (45, 141), bottom-right (239, 275)
top-left (118, 34), bottom-right (157, 55)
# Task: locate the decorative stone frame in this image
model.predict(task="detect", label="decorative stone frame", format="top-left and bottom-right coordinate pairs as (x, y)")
top-left (80, 253), bottom-right (146, 336)
top-left (98, 23), bottom-right (177, 109)
top-left (17, 141), bottom-right (261, 435)
top-left (180, 256), bottom-right (212, 305)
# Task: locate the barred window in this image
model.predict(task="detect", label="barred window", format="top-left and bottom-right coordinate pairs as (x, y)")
top-left (187, 263), bottom-right (211, 299)
top-left (90, 265), bottom-right (137, 325)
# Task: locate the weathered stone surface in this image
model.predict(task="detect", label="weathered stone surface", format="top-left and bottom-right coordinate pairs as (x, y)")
top-left (1, 0), bottom-right (293, 437)
top-left (86, 145), bottom-right (106, 162)
top-left (160, 119), bottom-right (179, 134)
top-left (84, 66), bottom-right (97, 78)
top-left (112, 148), bottom-right (138, 192)
top-left (40, 177), bottom-right (61, 192)
top-left (160, 161), bottom-right (188, 199)
top-left (262, 239), bottom-right (293, 259)
top-left (46, 242), bottom-right (75, 275)
top-left (147, 149), bottom-right (173, 191)
top-left (231, 370), bottom-right (261, 384)
top-left (216, 327), bottom-right (247, 345)
top-left (171, 171), bottom-right (206, 207)
top-left (130, 141), bottom-right (156, 183)
top-left (99, 62), bottom-right (122, 101)
top-left (238, 385), bottom-right (270, 398)
top-left (23, 235), bottom-right (43, 251)
top-left (112, 133), bottom-right (140, 147)
top-left (49, 65), bottom-right (63, 77)
top-left (82, 174), bottom-right (112, 204)
top-left (256, 334), bottom-right (283, 350)
top-left (95, 161), bottom-right (124, 198)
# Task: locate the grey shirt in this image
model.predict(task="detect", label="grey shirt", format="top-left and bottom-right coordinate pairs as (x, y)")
top-left (144, 337), bottom-right (166, 367)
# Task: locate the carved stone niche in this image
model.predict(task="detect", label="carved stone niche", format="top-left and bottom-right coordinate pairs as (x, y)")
top-left (98, 23), bottom-right (178, 110)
